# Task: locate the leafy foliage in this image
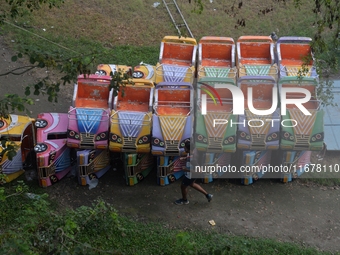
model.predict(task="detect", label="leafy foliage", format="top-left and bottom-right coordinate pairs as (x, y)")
top-left (0, 94), bottom-right (33, 119)
top-left (110, 68), bottom-right (134, 98)
top-left (0, 138), bottom-right (20, 162)
top-left (189, 0), bottom-right (204, 14)
top-left (0, 178), bottom-right (28, 199)
top-left (293, 0), bottom-right (340, 107)
top-left (0, 181), bottom-right (330, 254)
top-left (0, 0), bottom-right (65, 26)
top-left (0, 188), bottom-right (122, 254)
top-left (0, 1), bottom-right (136, 168)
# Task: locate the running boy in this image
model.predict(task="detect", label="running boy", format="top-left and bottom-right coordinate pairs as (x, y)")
top-left (175, 141), bottom-right (213, 205)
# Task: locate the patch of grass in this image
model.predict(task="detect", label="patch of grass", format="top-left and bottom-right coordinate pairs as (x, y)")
top-left (1, 0), bottom-right (333, 47)
top-left (1, 24), bottom-right (159, 70)
top-left (0, 185), bottom-right (332, 254)
top-left (1, 0), bottom-right (337, 71)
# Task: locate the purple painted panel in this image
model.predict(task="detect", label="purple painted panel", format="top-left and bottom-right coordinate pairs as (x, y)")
top-left (152, 116), bottom-right (165, 154)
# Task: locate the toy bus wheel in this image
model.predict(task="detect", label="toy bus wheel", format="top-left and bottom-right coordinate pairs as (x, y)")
top-left (95, 70), bottom-right (106, 76)
top-left (35, 119), bottom-right (48, 128)
top-left (212, 172), bottom-right (219, 179)
top-left (136, 173), bottom-right (144, 182)
top-left (89, 173), bottom-right (96, 180)
top-left (252, 173), bottom-right (259, 181)
top-left (50, 175), bottom-right (58, 183)
top-left (168, 174), bottom-right (176, 183)
top-left (133, 71), bottom-right (144, 79)
top-left (293, 172), bottom-right (298, 179)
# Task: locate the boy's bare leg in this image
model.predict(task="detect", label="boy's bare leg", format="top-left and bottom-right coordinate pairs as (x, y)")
top-left (181, 185), bottom-right (188, 200)
top-left (190, 181), bottom-right (208, 196)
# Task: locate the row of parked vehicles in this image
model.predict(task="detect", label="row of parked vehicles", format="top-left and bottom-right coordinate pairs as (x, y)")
top-left (0, 35), bottom-right (324, 187)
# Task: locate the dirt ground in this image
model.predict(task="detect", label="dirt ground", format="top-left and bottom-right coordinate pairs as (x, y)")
top-left (1, 36), bottom-right (340, 253)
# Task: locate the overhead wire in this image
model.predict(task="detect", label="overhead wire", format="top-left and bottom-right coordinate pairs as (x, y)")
top-left (3, 20), bottom-right (81, 55)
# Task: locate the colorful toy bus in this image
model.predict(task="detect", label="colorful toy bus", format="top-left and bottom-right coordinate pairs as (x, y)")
top-left (197, 36), bottom-right (237, 80)
top-left (67, 75), bottom-right (111, 149)
top-left (0, 115), bottom-right (35, 183)
top-left (152, 82), bottom-right (193, 185)
top-left (196, 77), bottom-right (237, 183)
top-left (237, 76), bottom-right (280, 151)
top-left (35, 113), bottom-right (73, 187)
top-left (276, 37), bottom-right (323, 182)
top-left (236, 36), bottom-right (279, 185)
top-left (110, 79), bottom-right (154, 186)
top-left (195, 37), bottom-right (239, 183)
top-left (134, 36), bottom-right (197, 83)
top-left (77, 149), bottom-right (111, 186)
top-left (276, 37), bottom-right (316, 79)
top-left (279, 77), bottom-right (324, 182)
top-left (237, 36), bottom-right (278, 80)
top-left (95, 64), bottom-right (132, 77)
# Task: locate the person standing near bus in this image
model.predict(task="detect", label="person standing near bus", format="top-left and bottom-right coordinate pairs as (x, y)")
top-left (175, 141), bottom-right (213, 205)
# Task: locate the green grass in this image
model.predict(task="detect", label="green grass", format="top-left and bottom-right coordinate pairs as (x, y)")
top-left (1, 0), bottom-right (337, 75)
top-left (0, 0), bottom-right (333, 62)
top-left (0, 180), bottom-right (333, 254)
top-left (1, 25), bottom-right (160, 70)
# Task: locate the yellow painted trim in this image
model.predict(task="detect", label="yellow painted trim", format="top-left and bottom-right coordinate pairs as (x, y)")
top-left (245, 154), bottom-right (251, 165)
top-left (67, 143), bottom-right (79, 148)
top-left (160, 157), bottom-right (164, 166)
top-left (152, 151), bottom-right (163, 156)
top-left (162, 36), bottom-right (197, 45)
top-left (311, 147), bottom-right (322, 151)
top-left (39, 156), bottom-right (44, 167)
top-left (286, 151), bottom-right (292, 162)
top-left (80, 154), bottom-right (84, 165)
top-left (224, 149), bottom-right (236, 153)
top-left (4, 170), bottom-right (25, 183)
top-left (81, 178), bottom-right (86, 186)
top-left (137, 148), bottom-right (150, 153)
top-left (110, 147), bottom-right (122, 152)
top-left (128, 154), bottom-right (133, 165)
top-left (283, 175), bottom-right (288, 183)
top-left (41, 179), bottom-right (47, 187)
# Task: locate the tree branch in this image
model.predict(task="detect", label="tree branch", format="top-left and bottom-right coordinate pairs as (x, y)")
top-left (0, 65), bottom-right (37, 76)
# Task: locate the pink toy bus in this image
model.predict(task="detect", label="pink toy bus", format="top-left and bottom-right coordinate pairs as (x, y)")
top-left (35, 113), bottom-right (74, 187)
